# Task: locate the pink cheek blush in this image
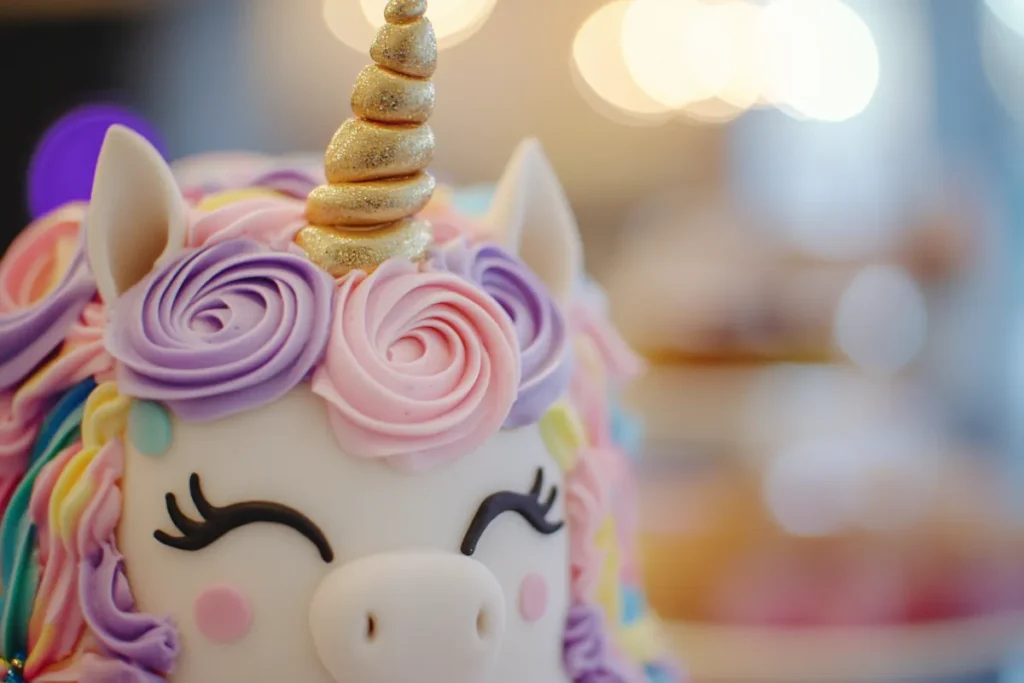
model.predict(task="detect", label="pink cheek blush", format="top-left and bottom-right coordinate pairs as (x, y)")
top-left (518, 573), bottom-right (549, 622)
top-left (194, 584), bottom-right (253, 644)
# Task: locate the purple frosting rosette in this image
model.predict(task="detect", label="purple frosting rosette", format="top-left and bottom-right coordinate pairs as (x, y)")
top-left (106, 238), bottom-right (334, 421)
top-left (430, 239), bottom-right (572, 427)
top-left (564, 603), bottom-right (640, 683)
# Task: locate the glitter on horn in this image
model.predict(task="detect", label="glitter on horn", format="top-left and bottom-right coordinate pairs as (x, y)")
top-left (297, 0), bottom-right (437, 276)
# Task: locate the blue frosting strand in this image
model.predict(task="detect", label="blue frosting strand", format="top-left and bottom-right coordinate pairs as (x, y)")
top-left (0, 378), bottom-right (94, 659)
top-left (28, 378), bottom-right (96, 464)
top-left (609, 392), bottom-right (644, 458)
top-left (646, 663), bottom-right (684, 683)
top-left (621, 587), bottom-right (646, 626)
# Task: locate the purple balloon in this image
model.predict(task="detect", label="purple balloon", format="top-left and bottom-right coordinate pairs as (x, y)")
top-left (27, 104), bottom-right (167, 219)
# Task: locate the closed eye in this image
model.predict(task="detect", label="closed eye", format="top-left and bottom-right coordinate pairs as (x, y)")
top-left (460, 468), bottom-right (564, 556)
top-left (154, 473), bottom-right (334, 563)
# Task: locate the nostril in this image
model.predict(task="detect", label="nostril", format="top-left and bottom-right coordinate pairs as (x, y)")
top-left (476, 607), bottom-right (489, 639)
top-left (365, 612), bottom-right (377, 642)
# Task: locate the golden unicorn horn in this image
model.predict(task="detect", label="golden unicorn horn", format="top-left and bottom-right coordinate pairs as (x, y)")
top-left (297, 0), bottom-right (436, 275)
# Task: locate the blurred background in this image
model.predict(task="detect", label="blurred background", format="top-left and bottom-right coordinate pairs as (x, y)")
top-left (2, 0), bottom-right (1023, 680)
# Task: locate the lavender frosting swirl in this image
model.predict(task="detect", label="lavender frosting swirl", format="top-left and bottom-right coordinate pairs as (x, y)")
top-left (80, 543), bottom-right (178, 674)
top-left (79, 655), bottom-right (166, 683)
top-left (564, 603), bottom-right (637, 683)
top-left (0, 211), bottom-right (96, 390)
top-left (247, 168), bottom-right (322, 199)
top-left (106, 238), bottom-right (334, 421)
top-left (430, 239), bottom-right (571, 427)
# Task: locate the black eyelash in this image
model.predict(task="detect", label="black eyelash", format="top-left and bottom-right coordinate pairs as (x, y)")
top-left (154, 473), bottom-right (334, 563)
top-left (460, 468), bottom-right (564, 556)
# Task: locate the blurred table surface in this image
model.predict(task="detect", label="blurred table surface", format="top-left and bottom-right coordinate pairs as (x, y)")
top-left (661, 615), bottom-right (1024, 683)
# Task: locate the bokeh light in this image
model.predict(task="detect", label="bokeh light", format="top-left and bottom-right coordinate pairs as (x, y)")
top-left (985, 0), bottom-right (1024, 37)
top-left (325, 0), bottom-right (496, 51)
top-left (760, 0), bottom-right (880, 121)
top-left (678, 98), bottom-right (747, 125)
top-left (614, 0), bottom-right (880, 125)
top-left (834, 265), bottom-right (927, 375)
top-left (323, 0), bottom-right (377, 53)
top-left (982, 0), bottom-right (1024, 123)
top-left (28, 104), bottom-right (166, 219)
top-left (764, 439), bottom-right (854, 536)
top-left (622, 0), bottom-right (710, 109)
top-left (765, 429), bottom-right (936, 537)
top-left (325, 0), bottom-right (885, 126)
top-left (359, 0), bottom-right (496, 49)
top-left (571, 0), bottom-right (674, 124)
top-left (680, 0), bottom-right (764, 111)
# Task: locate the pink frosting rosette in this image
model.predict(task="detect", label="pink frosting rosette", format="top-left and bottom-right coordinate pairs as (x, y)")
top-left (106, 238), bottom-right (335, 421)
top-left (312, 258), bottom-right (520, 469)
top-left (430, 239), bottom-right (572, 427)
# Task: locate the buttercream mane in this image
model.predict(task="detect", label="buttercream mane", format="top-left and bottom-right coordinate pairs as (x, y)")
top-left (0, 0), bottom-right (677, 679)
top-left (0, 175), bottom-right (674, 681)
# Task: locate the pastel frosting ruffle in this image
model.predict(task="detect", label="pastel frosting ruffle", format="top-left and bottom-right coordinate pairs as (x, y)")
top-left (79, 654), bottom-right (167, 683)
top-left (312, 258), bottom-right (520, 470)
top-left (80, 543), bottom-right (178, 673)
top-left (174, 154), bottom-right (323, 205)
top-left (246, 168), bottom-right (322, 199)
top-left (430, 239), bottom-right (571, 427)
top-left (0, 204), bottom-right (96, 390)
top-left (0, 301), bottom-right (111, 514)
top-left (186, 196), bottom-right (309, 253)
top-left (564, 602), bottom-right (642, 683)
top-left (106, 239), bottom-right (335, 421)
top-left (419, 192), bottom-right (488, 246)
top-left (26, 384), bottom-right (178, 681)
top-left (566, 454), bottom-right (610, 603)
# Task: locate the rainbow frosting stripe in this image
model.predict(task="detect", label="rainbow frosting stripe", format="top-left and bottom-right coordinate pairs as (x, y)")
top-left (0, 382), bottom-right (179, 682)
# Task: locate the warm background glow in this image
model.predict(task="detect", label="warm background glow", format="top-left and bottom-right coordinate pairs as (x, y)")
top-left (570, 0), bottom-right (673, 124)
top-left (574, 0), bottom-right (880, 125)
top-left (329, 0), bottom-right (885, 128)
top-left (359, 0), bottom-right (496, 48)
top-left (325, 0), bottom-right (497, 51)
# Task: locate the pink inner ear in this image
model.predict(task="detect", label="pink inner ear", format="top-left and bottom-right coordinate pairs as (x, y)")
top-left (194, 584), bottom-right (253, 644)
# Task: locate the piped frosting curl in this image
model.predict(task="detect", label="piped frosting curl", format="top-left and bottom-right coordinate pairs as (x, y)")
top-left (0, 205), bottom-right (96, 390)
top-left (430, 239), bottom-right (572, 427)
top-left (80, 544), bottom-right (178, 674)
top-left (106, 239), bottom-right (335, 421)
top-left (312, 258), bottom-right (520, 470)
top-left (26, 383), bottom-right (178, 681)
top-left (563, 602), bottom-right (643, 683)
top-left (186, 196), bottom-right (309, 253)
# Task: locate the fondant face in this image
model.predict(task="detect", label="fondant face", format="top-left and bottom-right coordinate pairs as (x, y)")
top-left (32, 115), bottom-right (600, 683)
top-left (118, 386), bottom-right (571, 683)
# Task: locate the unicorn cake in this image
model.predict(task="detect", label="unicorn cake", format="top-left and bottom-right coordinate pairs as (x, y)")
top-left (0, 2), bottom-right (677, 681)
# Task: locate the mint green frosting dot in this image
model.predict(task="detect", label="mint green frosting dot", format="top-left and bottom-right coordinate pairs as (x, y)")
top-left (128, 401), bottom-right (172, 456)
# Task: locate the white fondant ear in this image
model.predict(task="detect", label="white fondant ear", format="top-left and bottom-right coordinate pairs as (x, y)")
top-left (485, 138), bottom-right (583, 303)
top-left (88, 125), bottom-right (187, 303)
